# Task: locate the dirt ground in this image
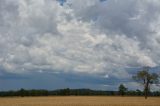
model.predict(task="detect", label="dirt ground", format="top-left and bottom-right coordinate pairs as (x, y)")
top-left (0, 96), bottom-right (159, 106)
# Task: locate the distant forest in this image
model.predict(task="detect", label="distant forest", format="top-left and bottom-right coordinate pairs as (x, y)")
top-left (0, 88), bottom-right (160, 97)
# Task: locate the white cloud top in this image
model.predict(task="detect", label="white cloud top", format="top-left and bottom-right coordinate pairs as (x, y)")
top-left (0, 0), bottom-right (160, 79)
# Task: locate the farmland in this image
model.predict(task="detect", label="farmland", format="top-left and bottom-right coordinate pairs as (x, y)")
top-left (0, 96), bottom-right (159, 106)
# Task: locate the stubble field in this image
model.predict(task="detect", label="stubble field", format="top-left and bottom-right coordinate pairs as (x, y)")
top-left (0, 96), bottom-right (159, 106)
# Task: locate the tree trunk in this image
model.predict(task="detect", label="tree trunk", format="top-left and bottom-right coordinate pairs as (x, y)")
top-left (144, 82), bottom-right (149, 99)
top-left (145, 89), bottom-right (147, 99)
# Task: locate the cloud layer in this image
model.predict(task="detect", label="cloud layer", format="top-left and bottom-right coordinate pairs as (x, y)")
top-left (0, 0), bottom-right (160, 82)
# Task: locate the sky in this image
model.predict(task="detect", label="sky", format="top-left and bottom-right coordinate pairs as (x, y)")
top-left (0, 0), bottom-right (160, 91)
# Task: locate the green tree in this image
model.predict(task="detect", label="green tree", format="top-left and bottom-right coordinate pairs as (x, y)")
top-left (133, 67), bottom-right (159, 99)
top-left (19, 88), bottom-right (26, 97)
top-left (118, 84), bottom-right (127, 96)
top-left (136, 89), bottom-right (143, 96)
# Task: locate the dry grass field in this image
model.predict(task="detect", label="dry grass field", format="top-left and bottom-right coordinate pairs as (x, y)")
top-left (0, 96), bottom-right (159, 106)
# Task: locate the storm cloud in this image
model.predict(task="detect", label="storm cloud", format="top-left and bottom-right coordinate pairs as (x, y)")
top-left (0, 0), bottom-right (160, 90)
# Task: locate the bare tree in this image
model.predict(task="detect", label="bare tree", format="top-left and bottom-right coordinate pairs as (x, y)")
top-left (133, 67), bottom-right (159, 99)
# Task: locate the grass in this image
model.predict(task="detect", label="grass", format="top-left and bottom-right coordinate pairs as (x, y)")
top-left (0, 96), bottom-right (159, 106)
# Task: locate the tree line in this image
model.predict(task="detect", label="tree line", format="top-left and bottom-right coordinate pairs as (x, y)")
top-left (0, 88), bottom-right (160, 97)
